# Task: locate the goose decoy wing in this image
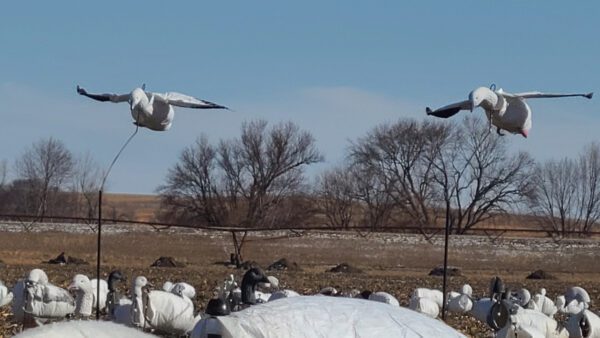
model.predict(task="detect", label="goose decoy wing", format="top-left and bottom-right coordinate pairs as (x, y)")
top-left (505, 91), bottom-right (593, 100)
top-left (153, 92), bottom-right (228, 109)
top-left (77, 85), bottom-right (130, 103)
top-left (426, 100), bottom-right (472, 118)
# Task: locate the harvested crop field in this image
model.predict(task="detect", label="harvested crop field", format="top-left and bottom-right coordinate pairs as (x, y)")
top-left (1, 224), bottom-right (600, 337)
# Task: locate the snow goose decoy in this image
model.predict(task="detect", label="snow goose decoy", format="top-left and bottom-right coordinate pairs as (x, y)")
top-left (23, 269), bottom-right (75, 322)
top-left (76, 85), bottom-right (228, 131)
top-left (131, 276), bottom-right (197, 335)
top-left (368, 291), bottom-right (400, 307)
top-left (426, 85), bottom-right (593, 137)
top-left (191, 296), bottom-right (466, 338)
top-left (68, 274), bottom-right (109, 318)
top-left (447, 284), bottom-right (473, 314)
top-left (162, 281), bottom-right (196, 299)
top-left (409, 287), bottom-right (443, 317)
top-left (0, 280), bottom-right (13, 307)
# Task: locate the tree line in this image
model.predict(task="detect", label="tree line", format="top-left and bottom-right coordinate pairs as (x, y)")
top-left (1, 117), bottom-right (599, 238)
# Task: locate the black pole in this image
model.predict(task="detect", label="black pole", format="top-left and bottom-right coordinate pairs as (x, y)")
top-left (96, 189), bottom-right (102, 320)
top-left (441, 202), bottom-right (450, 320)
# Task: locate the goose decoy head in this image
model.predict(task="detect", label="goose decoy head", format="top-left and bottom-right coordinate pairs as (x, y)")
top-left (27, 268), bottom-right (49, 286)
top-left (68, 274), bottom-right (91, 292)
top-left (206, 298), bottom-right (231, 316)
top-left (107, 270), bottom-right (126, 291)
top-left (241, 268), bottom-right (269, 305)
top-left (489, 276), bottom-right (505, 300)
top-left (171, 283), bottom-right (186, 297)
top-left (469, 87), bottom-right (495, 111)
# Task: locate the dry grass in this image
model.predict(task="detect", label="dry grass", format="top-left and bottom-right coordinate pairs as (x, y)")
top-left (1, 226), bottom-right (600, 337)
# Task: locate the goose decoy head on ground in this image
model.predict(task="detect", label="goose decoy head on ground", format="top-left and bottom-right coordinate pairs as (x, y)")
top-left (107, 270), bottom-right (126, 292)
top-left (241, 268), bottom-right (270, 305)
top-left (206, 297), bottom-right (231, 316)
top-left (26, 269), bottom-right (49, 287)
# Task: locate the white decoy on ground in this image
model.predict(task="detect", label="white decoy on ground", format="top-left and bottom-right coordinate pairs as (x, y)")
top-left (0, 280), bottom-right (13, 307)
top-left (409, 287), bottom-right (444, 318)
top-left (68, 274), bottom-right (108, 318)
top-left (131, 276), bottom-right (198, 335)
top-left (23, 269), bottom-right (75, 322)
top-left (426, 86), bottom-right (593, 137)
top-left (13, 320), bottom-right (158, 338)
top-left (162, 281), bottom-right (196, 299)
top-left (191, 296), bottom-right (466, 338)
top-left (368, 291), bottom-right (400, 307)
top-left (77, 85), bottom-right (228, 131)
top-left (447, 284), bottom-right (473, 314)
top-left (531, 288), bottom-right (558, 318)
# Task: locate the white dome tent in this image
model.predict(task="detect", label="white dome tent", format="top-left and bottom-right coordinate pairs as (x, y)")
top-left (191, 296), bottom-right (465, 338)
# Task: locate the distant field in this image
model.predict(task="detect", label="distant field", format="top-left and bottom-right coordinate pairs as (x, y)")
top-left (1, 225), bottom-right (600, 337)
top-left (103, 193), bottom-right (161, 222)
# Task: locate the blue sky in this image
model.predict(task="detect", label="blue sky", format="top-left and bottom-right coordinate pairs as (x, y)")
top-left (1, 1), bottom-right (599, 193)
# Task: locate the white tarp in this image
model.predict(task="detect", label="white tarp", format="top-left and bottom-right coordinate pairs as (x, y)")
top-left (192, 296), bottom-right (465, 338)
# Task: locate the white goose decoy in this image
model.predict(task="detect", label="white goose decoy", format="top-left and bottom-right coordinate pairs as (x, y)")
top-left (77, 85), bottom-right (228, 131)
top-left (409, 287), bottom-right (444, 318)
top-left (0, 280), bottom-right (13, 307)
top-left (447, 284), bottom-right (473, 314)
top-left (191, 296), bottom-right (466, 338)
top-left (531, 288), bottom-right (558, 318)
top-left (162, 281), bottom-right (196, 299)
top-left (23, 269), bottom-right (75, 322)
top-left (131, 276), bottom-right (197, 335)
top-left (68, 274), bottom-right (108, 318)
top-left (368, 291), bottom-right (400, 307)
top-left (426, 85), bottom-right (593, 137)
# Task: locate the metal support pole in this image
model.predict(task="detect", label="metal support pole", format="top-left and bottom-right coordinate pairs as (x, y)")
top-left (441, 203), bottom-right (450, 320)
top-left (96, 189), bottom-right (102, 320)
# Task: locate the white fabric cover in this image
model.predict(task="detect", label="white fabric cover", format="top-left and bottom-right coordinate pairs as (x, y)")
top-left (13, 320), bottom-right (158, 338)
top-left (191, 296), bottom-right (465, 338)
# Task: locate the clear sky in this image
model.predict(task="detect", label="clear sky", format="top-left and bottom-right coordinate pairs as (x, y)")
top-left (1, 1), bottom-right (599, 194)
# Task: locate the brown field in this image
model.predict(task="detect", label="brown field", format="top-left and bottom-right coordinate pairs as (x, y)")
top-left (1, 223), bottom-right (600, 337)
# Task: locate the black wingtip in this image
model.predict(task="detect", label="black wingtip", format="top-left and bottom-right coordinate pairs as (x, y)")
top-left (425, 107), bottom-right (433, 115)
top-left (585, 92), bottom-right (593, 99)
top-left (76, 85), bottom-right (84, 95)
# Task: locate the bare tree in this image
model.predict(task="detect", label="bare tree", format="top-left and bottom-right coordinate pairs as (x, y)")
top-left (432, 117), bottom-right (535, 234)
top-left (351, 161), bottom-right (395, 231)
top-left (578, 142), bottom-right (600, 233)
top-left (317, 166), bottom-right (356, 229)
top-left (14, 137), bottom-right (74, 219)
top-left (158, 120), bottom-right (323, 264)
top-left (72, 152), bottom-right (103, 221)
top-left (530, 142), bottom-right (600, 235)
top-left (349, 119), bottom-right (444, 229)
top-left (0, 159), bottom-right (7, 188)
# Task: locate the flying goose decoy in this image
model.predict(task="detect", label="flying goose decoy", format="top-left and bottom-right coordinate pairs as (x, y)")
top-left (426, 85), bottom-right (593, 137)
top-left (77, 85), bottom-right (228, 131)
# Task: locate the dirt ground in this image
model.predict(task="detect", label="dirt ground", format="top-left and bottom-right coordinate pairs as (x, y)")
top-left (1, 227), bottom-right (600, 337)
